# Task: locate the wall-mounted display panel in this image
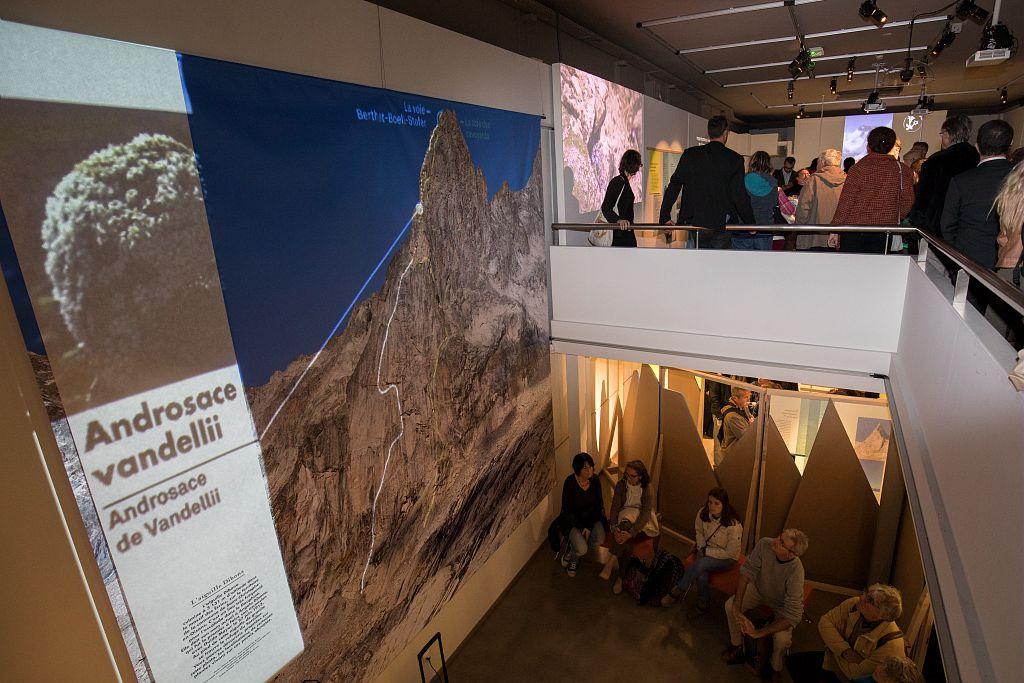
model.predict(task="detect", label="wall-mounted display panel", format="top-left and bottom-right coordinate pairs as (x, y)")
top-left (0, 20), bottom-right (553, 682)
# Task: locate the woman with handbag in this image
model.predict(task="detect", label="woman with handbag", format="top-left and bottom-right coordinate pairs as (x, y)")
top-left (593, 149), bottom-right (641, 247)
top-left (660, 487), bottom-right (742, 618)
top-left (601, 459), bottom-right (658, 594)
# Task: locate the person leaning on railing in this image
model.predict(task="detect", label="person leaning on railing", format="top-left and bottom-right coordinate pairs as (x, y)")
top-left (995, 154), bottom-right (1024, 291)
top-left (939, 119), bottom-right (1015, 317)
top-left (991, 153), bottom-right (1024, 345)
top-left (600, 150), bottom-right (642, 248)
top-left (659, 115), bottom-right (754, 250)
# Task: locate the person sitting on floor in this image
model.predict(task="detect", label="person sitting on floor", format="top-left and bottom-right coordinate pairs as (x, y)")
top-left (873, 656), bottom-right (923, 683)
top-left (722, 529), bottom-right (809, 676)
top-left (661, 486), bottom-right (742, 618)
top-left (558, 452), bottom-right (605, 577)
top-left (789, 584), bottom-right (906, 682)
top-left (602, 459), bottom-right (656, 594)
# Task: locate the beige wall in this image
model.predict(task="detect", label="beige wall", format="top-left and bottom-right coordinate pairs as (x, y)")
top-left (0, 0), bottom-right (550, 117)
top-left (0, 2), bottom-right (560, 680)
top-left (0, 280), bottom-right (132, 680)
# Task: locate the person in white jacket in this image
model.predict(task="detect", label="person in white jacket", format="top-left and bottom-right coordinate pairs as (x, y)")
top-left (660, 487), bottom-right (742, 617)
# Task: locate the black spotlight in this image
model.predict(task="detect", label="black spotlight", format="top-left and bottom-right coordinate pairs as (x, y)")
top-left (847, 57), bottom-right (856, 81)
top-left (829, 77), bottom-right (837, 94)
top-left (787, 80), bottom-right (795, 100)
top-left (788, 49), bottom-right (815, 79)
top-left (1002, 88), bottom-right (1009, 105)
top-left (955, 0), bottom-right (990, 24)
top-left (899, 57), bottom-right (915, 83)
top-left (859, 1), bottom-right (889, 27)
top-left (797, 107), bottom-right (806, 119)
top-left (930, 27), bottom-right (956, 57)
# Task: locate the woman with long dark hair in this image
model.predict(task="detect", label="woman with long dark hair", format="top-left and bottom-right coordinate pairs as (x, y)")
top-left (600, 150), bottom-right (642, 247)
top-left (660, 487), bottom-right (742, 617)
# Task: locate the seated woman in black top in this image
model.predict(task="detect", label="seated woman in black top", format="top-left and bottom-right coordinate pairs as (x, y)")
top-left (601, 150), bottom-right (642, 247)
top-left (558, 452), bottom-right (606, 577)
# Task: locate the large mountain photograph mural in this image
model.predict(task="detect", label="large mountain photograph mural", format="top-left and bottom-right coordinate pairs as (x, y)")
top-left (0, 24), bottom-right (553, 682)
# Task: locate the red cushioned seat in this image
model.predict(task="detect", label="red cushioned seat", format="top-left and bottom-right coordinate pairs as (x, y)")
top-left (601, 532), bottom-right (657, 562)
top-left (683, 553), bottom-right (746, 595)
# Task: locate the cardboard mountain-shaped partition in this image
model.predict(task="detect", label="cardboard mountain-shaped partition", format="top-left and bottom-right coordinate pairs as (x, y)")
top-left (620, 365), bottom-right (660, 470)
top-left (658, 387), bottom-right (719, 535)
top-left (759, 417), bottom-right (802, 540)
top-left (715, 419), bottom-right (757, 524)
top-left (784, 401), bottom-right (878, 588)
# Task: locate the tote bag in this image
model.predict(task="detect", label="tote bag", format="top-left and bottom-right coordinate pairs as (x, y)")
top-left (589, 180), bottom-right (626, 247)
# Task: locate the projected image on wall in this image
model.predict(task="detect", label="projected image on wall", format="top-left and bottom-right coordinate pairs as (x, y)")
top-left (842, 113), bottom-right (894, 160)
top-left (559, 64), bottom-right (643, 213)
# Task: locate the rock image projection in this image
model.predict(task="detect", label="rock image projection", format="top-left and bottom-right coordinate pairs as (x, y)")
top-left (249, 110), bottom-right (553, 681)
top-left (842, 113), bottom-right (894, 160)
top-left (559, 64), bottom-right (643, 213)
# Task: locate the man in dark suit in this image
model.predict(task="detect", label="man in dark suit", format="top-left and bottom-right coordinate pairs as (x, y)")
top-left (908, 114), bottom-right (980, 236)
top-left (659, 115), bottom-right (754, 249)
top-left (774, 156), bottom-right (799, 197)
top-left (941, 119), bottom-right (1015, 314)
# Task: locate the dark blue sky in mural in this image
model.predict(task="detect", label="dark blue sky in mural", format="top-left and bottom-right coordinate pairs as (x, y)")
top-left (178, 55), bottom-right (539, 387)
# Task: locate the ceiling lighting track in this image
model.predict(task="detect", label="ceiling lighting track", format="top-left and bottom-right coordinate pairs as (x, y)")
top-left (676, 16), bottom-right (947, 55)
top-left (637, 0), bottom-right (824, 28)
top-left (761, 87), bottom-right (996, 108)
top-left (725, 69), bottom-right (878, 87)
top-left (634, 23), bottom-right (739, 113)
top-left (704, 47), bottom-right (929, 75)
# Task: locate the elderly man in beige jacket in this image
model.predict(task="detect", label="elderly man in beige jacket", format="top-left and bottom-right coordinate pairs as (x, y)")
top-left (795, 148), bottom-right (846, 250)
top-left (819, 584), bottom-right (906, 681)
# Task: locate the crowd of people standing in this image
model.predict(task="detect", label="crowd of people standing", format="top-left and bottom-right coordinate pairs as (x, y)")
top-left (600, 113), bottom-right (1024, 344)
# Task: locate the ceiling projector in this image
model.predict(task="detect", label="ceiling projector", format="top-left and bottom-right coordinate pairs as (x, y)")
top-left (966, 47), bottom-right (1012, 67)
top-left (863, 90), bottom-right (886, 112)
top-left (967, 23), bottom-right (1015, 67)
top-left (911, 96), bottom-right (935, 116)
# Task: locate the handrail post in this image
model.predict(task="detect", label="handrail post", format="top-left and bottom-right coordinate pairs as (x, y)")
top-left (952, 269), bottom-right (970, 317)
top-left (884, 231), bottom-right (891, 255)
top-left (916, 239), bottom-right (930, 272)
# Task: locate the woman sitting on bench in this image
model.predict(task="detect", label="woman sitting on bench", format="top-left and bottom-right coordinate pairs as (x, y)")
top-left (603, 459), bottom-right (656, 594)
top-left (661, 486), bottom-right (742, 617)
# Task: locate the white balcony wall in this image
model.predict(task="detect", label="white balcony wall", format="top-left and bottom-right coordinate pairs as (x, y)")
top-left (550, 247), bottom-right (908, 377)
top-left (889, 265), bottom-right (1024, 683)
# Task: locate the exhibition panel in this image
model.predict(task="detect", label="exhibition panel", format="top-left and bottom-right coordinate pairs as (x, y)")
top-left (0, 19), bottom-right (554, 682)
